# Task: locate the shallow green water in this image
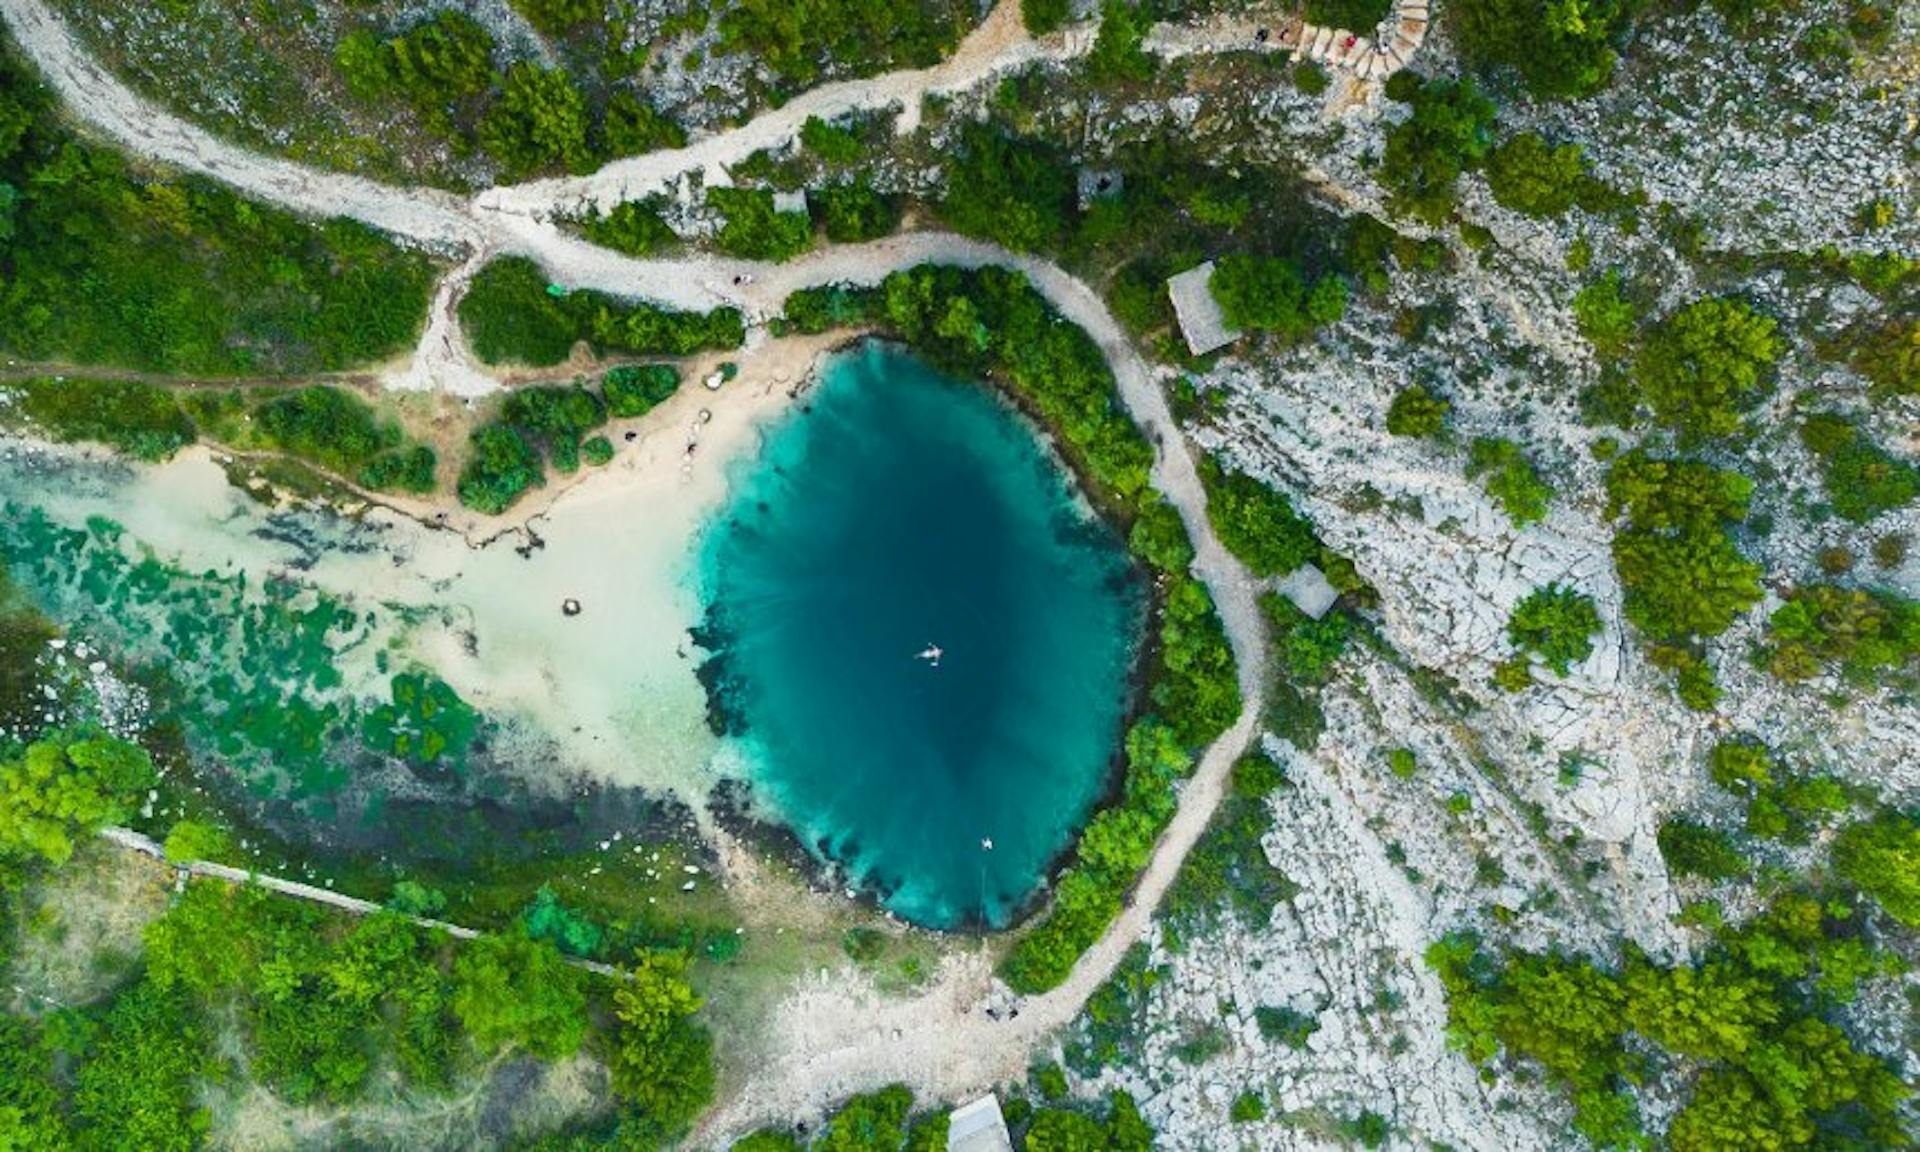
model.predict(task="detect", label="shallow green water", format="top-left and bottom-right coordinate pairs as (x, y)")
top-left (697, 343), bottom-right (1144, 929)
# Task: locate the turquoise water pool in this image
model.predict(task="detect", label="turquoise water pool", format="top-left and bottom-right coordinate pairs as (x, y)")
top-left (696, 342), bottom-right (1144, 928)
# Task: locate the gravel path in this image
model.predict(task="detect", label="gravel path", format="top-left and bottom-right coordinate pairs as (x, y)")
top-left (5, 0), bottom-right (1272, 1134)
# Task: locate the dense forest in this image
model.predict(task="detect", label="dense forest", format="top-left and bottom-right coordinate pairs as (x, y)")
top-left (0, 44), bottom-right (433, 376)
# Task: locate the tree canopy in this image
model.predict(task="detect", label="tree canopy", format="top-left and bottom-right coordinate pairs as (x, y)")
top-left (0, 734), bottom-right (156, 865)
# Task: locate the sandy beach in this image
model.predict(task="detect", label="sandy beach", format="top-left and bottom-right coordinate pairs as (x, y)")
top-left (0, 331), bottom-right (853, 811)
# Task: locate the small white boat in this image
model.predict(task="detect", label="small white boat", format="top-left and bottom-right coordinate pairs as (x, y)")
top-left (915, 644), bottom-right (943, 667)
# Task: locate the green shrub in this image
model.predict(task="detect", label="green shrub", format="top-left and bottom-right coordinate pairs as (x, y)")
top-left (1387, 748), bottom-right (1418, 778)
top-left (1201, 462), bottom-right (1320, 576)
top-left (1798, 413), bottom-right (1918, 523)
top-left (1764, 583), bottom-right (1919, 686)
top-left (1380, 77), bottom-right (1497, 224)
top-left (480, 63), bottom-right (594, 178)
top-left (1508, 585), bottom-right (1601, 675)
top-left (459, 257), bottom-right (745, 367)
top-left (1657, 818), bottom-right (1748, 880)
top-left (1449, 0), bottom-right (1634, 99)
top-left (1833, 810), bottom-right (1920, 926)
top-left (1294, 60), bottom-right (1331, 95)
top-left (938, 123), bottom-right (1073, 253)
top-left (1572, 270), bottom-right (1637, 359)
top-left (1254, 1004), bottom-right (1319, 1049)
top-left (602, 91), bottom-right (686, 156)
top-left (1848, 316), bottom-right (1917, 396)
top-left (72, 979), bottom-right (207, 1150)
top-left (1467, 437), bottom-right (1553, 526)
top-left (1208, 255), bottom-right (1347, 338)
top-left (814, 176), bottom-right (902, 242)
top-left (1306, 0), bottom-right (1392, 27)
top-left (457, 424), bottom-right (544, 514)
top-left (1261, 594), bottom-right (1350, 686)
top-left (1605, 451), bottom-right (1761, 643)
top-left (0, 734), bottom-right (157, 865)
top-left (603, 363), bottom-right (682, 416)
top-left (708, 186), bottom-right (814, 261)
top-left (7, 378), bottom-right (195, 461)
top-left (1086, 0), bottom-right (1154, 85)
top-left (582, 435), bottom-right (614, 466)
top-left (253, 386), bottom-right (399, 474)
top-left (1021, 0), bottom-right (1072, 34)
top-left (1485, 132), bottom-right (1589, 217)
top-left (451, 929), bottom-right (588, 1060)
top-left (1230, 1090), bottom-right (1266, 1122)
top-left (582, 200), bottom-right (678, 256)
top-left (717, 0), bottom-right (970, 86)
top-left (1385, 384), bottom-right (1448, 436)
top-left (1631, 298), bottom-right (1780, 441)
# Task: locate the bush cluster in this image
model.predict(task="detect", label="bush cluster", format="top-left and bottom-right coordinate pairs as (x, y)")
top-left (717, 0), bottom-right (973, 87)
top-left (457, 256), bottom-right (745, 368)
top-left (335, 12), bottom-right (683, 178)
top-left (1506, 584), bottom-right (1601, 676)
top-left (1467, 437), bottom-right (1554, 526)
top-left (458, 368), bottom-right (683, 514)
top-left (0, 49), bottom-right (432, 376)
top-left (1765, 583), bottom-right (1920, 687)
top-left (1798, 413), bottom-right (1917, 524)
top-left (3, 378), bottom-right (436, 493)
top-left (1380, 76), bottom-right (1497, 224)
top-left (709, 187), bottom-right (815, 261)
top-left (1448, 0), bottom-right (1637, 100)
top-left (1427, 913), bottom-right (1908, 1152)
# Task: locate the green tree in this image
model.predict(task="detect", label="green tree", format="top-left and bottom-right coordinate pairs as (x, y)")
top-left (815, 1084), bottom-right (913, 1150)
top-left (458, 424), bottom-right (545, 515)
top-left (1467, 437), bottom-right (1553, 525)
top-left (72, 979), bottom-right (208, 1151)
top-left (1381, 77), bottom-right (1497, 223)
top-left (815, 176), bottom-right (902, 242)
top-left (1449, 0), bottom-right (1635, 99)
top-left (1604, 451), bottom-right (1760, 642)
top-left (1022, 0), bottom-right (1072, 34)
top-left (1507, 585), bottom-right (1601, 674)
top-left (582, 199), bottom-right (678, 256)
top-left (709, 186), bottom-right (814, 261)
top-left (1209, 255), bottom-right (1345, 339)
top-left (1201, 463), bottom-right (1319, 576)
top-left (481, 64), bottom-right (593, 178)
top-left (450, 930), bottom-right (588, 1059)
top-left (609, 951), bottom-right (715, 1142)
top-left (1657, 817), bottom-right (1748, 880)
top-left (1026, 1108), bottom-right (1110, 1151)
top-left (1832, 810), bottom-right (1920, 926)
top-left (602, 92), bottom-right (688, 157)
top-left (1485, 132), bottom-right (1588, 217)
top-left (1798, 413), bottom-right (1918, 523)
top-left (1572, 270), bottom-right (1637, 358)
top-left (1632, 298), bottom-right (1779, 441)
top-left (1386, 384), bottom-right (1449, 436)
top-left (0, 1016), bottom-right (67, 1148)
top-left (1086, 0), bottom-right (1154, 84)
top-left (513, 0), bottom-right (602, 37)
top-left (939, 124), bottom-right (1072, 253)
top-left (0, 734), bottom-right (156, 865)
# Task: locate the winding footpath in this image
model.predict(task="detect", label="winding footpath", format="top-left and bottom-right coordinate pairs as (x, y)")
top-left (0, 0), bottom-right (1301, 1136)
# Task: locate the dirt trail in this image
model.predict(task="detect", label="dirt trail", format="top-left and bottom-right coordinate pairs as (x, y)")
top-left (4, 0), bottom-right (1274, 1137)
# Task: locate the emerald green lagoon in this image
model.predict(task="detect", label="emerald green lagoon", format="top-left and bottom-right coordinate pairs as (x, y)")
top-left (697, 343), bottom-right (1144, 929)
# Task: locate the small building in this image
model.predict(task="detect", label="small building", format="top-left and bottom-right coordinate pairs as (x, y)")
top-left (947, 1094), bottom-right (1014, 1152)
top-left (1165, 262), bottom-right (1242, 357)
top-left (771, 189), bottom-right (809, 216)
top-left (1275, 563), bottom-right (1340, 620)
